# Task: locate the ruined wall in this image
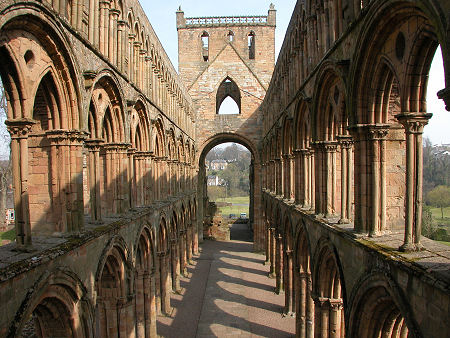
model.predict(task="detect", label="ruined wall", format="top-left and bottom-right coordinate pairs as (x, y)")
top-left (260, 0), bottom-right (450, 337)
top-left (177, 6), bottom-right (276, 249)
top-left (0, 0), bottom-right (198, 335)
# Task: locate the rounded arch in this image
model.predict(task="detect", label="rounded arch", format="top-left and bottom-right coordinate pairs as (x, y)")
top-left (89, 71), bottom-right (126, 142)
top-left (157, 215), bottom-right (169, 253)
top-left (0, 5), bottom-right (83, 128)
top-left (312, 63), bottom-right (348, 141)
top-left (134, 223), bottom-right (156, 270)
top-left (198, 132), bottom-right (260, 165)
top-left (312, 237), bottom-right (347, 336)
top-left (312, 238), bottom-right (346, 301)
top-left (293, 96), bottom-right (312, 149)
top-left (9, 268), bottom-right (93, 337)
top-left (95, 235), bottom-right (131, 286)
top-left (151, 116), bottom-right (166, 157)
top-left (130, 99), bottom-right (151, 152)
top-left (349, 0), bottom-right (446, 124)
top-left (347, 272), bottom-right (421, 338)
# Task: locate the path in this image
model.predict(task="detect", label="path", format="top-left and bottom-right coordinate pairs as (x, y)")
top-left (157, 223), bottom-right (295, 337)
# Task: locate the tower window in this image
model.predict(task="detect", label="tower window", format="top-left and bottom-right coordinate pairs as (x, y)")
top-left (248, 31), bottom-right (255, 59)
top-left (201, 31), bottom-right (209, 62)
top-left (228, 31), bottom-right (234, 42)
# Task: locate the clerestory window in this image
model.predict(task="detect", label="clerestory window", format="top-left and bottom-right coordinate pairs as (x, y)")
top-left (248, 31), bottom-right (255, 59)
top-left (201, 31), bottom-right (209, 62)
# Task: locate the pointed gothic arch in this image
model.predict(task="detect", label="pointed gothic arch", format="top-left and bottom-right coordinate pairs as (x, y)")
top-left (216, 77), bottom-right (241, 114)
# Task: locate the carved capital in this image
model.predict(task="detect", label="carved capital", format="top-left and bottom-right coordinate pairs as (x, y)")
top-left (5, 118), bottom-right (36, 139)
top-left (367, 125), bottom-right (390, 141)
top-left (396, 113), bottom-right (432, 134)
top-left (85, 138), bottom-right (104, 150)
top-left (337, 135), bottom-right (353, 148)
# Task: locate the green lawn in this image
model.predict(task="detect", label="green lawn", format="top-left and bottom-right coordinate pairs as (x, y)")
top-left (214, 196), bottom-right (249, 217)
top-left (0, 229), bottom-right (15, 245)
top-left (429, 206), bottom-right (450, 228)
top-left (215, 196), bottom-right (249, 204)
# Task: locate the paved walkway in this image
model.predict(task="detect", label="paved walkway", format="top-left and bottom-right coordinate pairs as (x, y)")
top-left (157, 223), bottom-right (295, 338)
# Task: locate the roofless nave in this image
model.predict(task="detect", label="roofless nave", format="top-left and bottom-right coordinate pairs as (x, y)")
top-left (0, 0), bottom-right (449, 337)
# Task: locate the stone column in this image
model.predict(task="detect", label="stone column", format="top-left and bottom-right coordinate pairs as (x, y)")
top-left (293, 150), bottom-right (302, 205)
top-left (296, 271), bottom-right (314, 337)
top-left (397, 113), bottom-right (431, 251)
top-left (66, 130), bottom-right (86, 232)
top-left (128, 33), bottom-right (136, 82)
top-left (136, 271), bottom-right (145, 337)
top-left (6, 119), bottom-right (34, 249)
top-left (158, 251), bottom-right (172, 315)
top-left (85, 139), bottom-right (103, 223)
top-left (128, 148), bottom-right (137, 209)
top-left (264, 223), bottom-right (271, 265)
top-left (289, 154), bottom-right (295, 201)
top-left (309, 148), bottom-right (315, 211)
top-left (46, 130), bottom-right (69, 234)
top-left (133, 41), bottom-right (142, 86)
top-left (170, 239), bottom-right (181, 292)
top-left (284, 249), bottom-right (294, 316)
top-left (88, 0), bottom-right (96, 44)
top-left (99, 0), bottom-right (110, 56)
top-left (117, 20), bottom-right (126, 71)
top-left (329, 300), bottom-right (344, 338)
top-left (109, 9), bottom-right (120, 65)
top-left (337, 136), bottom-right (353, 224)
top-left (275, 233), bottom-right (284, 294)
top-left (269, 227), bottom-right (276, 277)
top-left (149, 269), bottom-right (157, 337)
top-left (140, 49), bottom-right (147, 90)
top-left (367, 125), bottom-right (389, 236)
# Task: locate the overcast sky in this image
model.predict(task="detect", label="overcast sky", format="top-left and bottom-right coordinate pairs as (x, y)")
top-left (142, 1), bottom-right (449, 145)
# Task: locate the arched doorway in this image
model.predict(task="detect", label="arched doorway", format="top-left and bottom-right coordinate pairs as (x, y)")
top-left (196, 133), bottom-right (263, 250)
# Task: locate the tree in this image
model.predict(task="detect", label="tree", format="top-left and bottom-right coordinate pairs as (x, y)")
top-left (421, 206), bottom-right (436, 239)
top-left (426, 185), bottom-right (450, 219)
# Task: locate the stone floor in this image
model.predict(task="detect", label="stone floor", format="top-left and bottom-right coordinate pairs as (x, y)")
top-left (157, 223), bottom-right (295, 338)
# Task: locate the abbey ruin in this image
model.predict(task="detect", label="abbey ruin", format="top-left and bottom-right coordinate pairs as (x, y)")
top-left (0, 0), bottom-right (449, 337)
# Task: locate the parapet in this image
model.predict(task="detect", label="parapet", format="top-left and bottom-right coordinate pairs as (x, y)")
top-left (176, 4), bottom-right (276, 29)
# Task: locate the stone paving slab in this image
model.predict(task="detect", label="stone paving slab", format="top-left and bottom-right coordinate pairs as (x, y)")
top-left (157, 223), bottom-right (295, 337)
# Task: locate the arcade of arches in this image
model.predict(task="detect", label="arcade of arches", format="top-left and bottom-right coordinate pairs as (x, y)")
top-left (0, 0), bottom-right (449, 337)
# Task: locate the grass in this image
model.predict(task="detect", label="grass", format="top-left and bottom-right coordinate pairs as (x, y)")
top-left (437, 241), bottom-right (450, 247)
top-left (214, 196), bottom-right (249, 217)
top-left (0, 229), bottom-right (15, 245)
top-left (215, 196), bottom-right (249, 204)
top-left (429, 206), bottom-right (450, 229)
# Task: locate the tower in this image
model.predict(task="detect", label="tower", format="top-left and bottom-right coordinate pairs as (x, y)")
top-left (176, 5), bottom-right (276, 248)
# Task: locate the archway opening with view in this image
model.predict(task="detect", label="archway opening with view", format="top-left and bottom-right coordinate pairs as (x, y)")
top-left (197, 135), bottom-right (260, 244)
top-left (204, 142), bottom-right (252, 241)
top-left (422, 45), bottom-right (450, 245)
top-left (0, 77), bottom-right (13, 247)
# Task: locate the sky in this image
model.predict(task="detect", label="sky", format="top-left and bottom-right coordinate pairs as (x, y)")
top-left (142, 1), bottom-right (449, 146)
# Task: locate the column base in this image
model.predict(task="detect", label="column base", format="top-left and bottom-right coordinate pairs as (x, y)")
top-left (275, 288), bottom-right (284, 295)
top-left (12, 244), bottom-right (35, 253)
top-left (263, 260), bottom-right (270, 266)
top-left (282, 311), bottom-right (295, 317)
top-left (268, 272), bottom-right (276, 279)
top-left (399, 242), bottom-right (424, 252)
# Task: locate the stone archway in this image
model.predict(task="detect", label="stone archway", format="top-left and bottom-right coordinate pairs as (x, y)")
top-left (196, 132), bottom-right (264, 251)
